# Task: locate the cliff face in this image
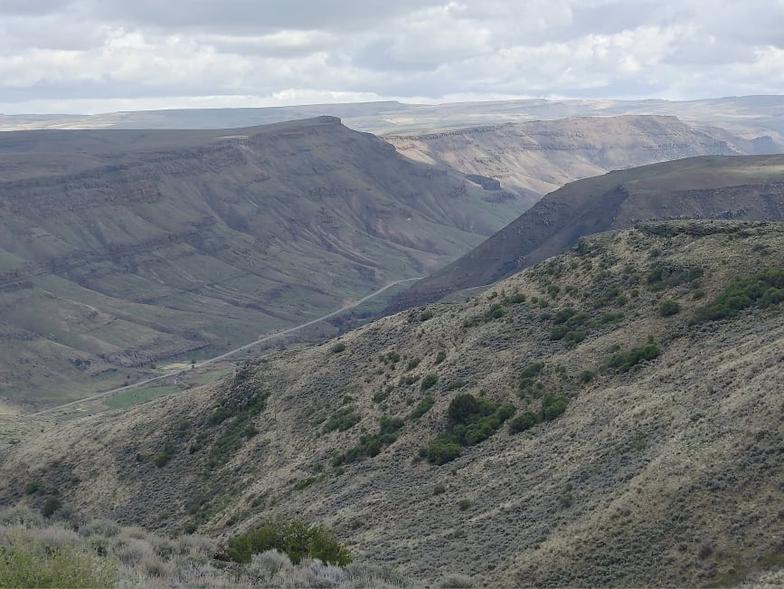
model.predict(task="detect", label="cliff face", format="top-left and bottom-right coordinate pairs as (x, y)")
top-left (0, 117), bottom-right (523, 408)
top-left (387, 115), bottom-right (747, 202)
top-left (390, 154), bottom-right (784, 310)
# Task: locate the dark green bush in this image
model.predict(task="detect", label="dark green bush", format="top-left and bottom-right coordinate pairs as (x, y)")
top-left (553, 308), bottom-right (576, 324)
top-left (695, 269), bottom-right (784, 322)
top-left (486, 304), bottom-right (506, 320)
top-left (406, 358), bottom-right (421, 371)
top-left (607, 342), bottom-right (661, 372)
top-left (659, 299), bottom-right (681, 316)
top-left (420, 439), bottom-right (462, 465)
top-left (508, 292), bottom-right (527, 304)
top-left (332, 416), bottom-right (404, 466)
top-left (323, 407), bottom-right (360, 433)
top-left (509, 411), bottom-right (539, 433)
top-left (24, 481), bottom-right (42, 495)
top-left (330, 342), bottom-right (346, 354)
top-left (384, 351), bottom-right (400, 364)
top-left (542, 394), bottom-right (568, 421)
top-left (434, 350), bottom-right (447, 365)
top-left (420, 374), bottom-right (439, 391)
top-left (227, 519), bottom-right (351, 566)
top-left (419, 310), bottom-right (434, 322)
top-left (520, 361), bottom-right (544, 381)
top-left (422, 394), bottom-right (515, 464)
top-left (42, 497), bottom-right (62, 518)
top-left (411, 396), bottom-right (435, 419)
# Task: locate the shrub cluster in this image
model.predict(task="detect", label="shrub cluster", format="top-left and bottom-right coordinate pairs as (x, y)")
top-left (410, 396), bottom-right (435, 419)
top-left (227, 519), bottom-right (351, 567)
top-left (332, 416), bottom-right (404, 466)
top-left (695, 269), bottom-right (784, 322)
top-left (421, 394), bottom-right (515, 465)
top-left (508, 393), bottom-right (569, 434)
top-left (607, 342), bottom-right (661, 372)
top-left (323, 406), bottom-right (360, 433)
top-left (659, 299), bottom-right (681, 316)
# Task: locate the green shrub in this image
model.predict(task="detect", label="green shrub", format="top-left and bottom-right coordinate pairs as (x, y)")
top-left (434, 350), bottom-right (447, 365)
top-left (227, 519), bottom-right (351, 566)
top-left (41, 498), bottom-right (62, 519)
top-left (563, 329), bottom-right (587, 347)
top-left (420, 310), bottom-right (434, 322)
top-left (647, 263), bottom-right (702, 290)
top-left (384, 351), bottom-right (400, 364)
top-left (0, 541), bottom-right (118, 588)
top-left (330, 342), bottom-right (346, 354)
top-left (422, 394), bottom-right (515, 464)
top-left (411, 396), bottom-right (435, 419)
top-left (486, 304), bottom-right (506, 320)
top-left (509, 411), bottom-right (539, 433)
top-left (553, 308), bottom-right (576, 324)
top-left (372, 390), bottom-right (387, 403)
top-left (520, 362), bottom-right (544, 381)
top-left (607, 342), bottom-right (661, 372)
top-left (508, 292), bottom-right (527, 304)
top-left (420, 374), bottom-right (439, 391)
top-left (659, 299), bottom-right (681, 316)
top-left (695, 269), bottom-right (784, 322)
top-left (24, 481), bottom-right (42, 495)
top-left (323, 407), bottom-right (360, 433)
top-left (549, 325), bottom-right (568, 340)
top-left (542, 394), bottom-right (568, 421)
top-left (420, 439), bottom-right (462, 465)
top-left (457, 499), bottom-right (472, 511)
top-left (332, 416), bottom-right (404, 466)
top-left (406, 358), bottom-right (421, 371)
top-left (433, 484), bottom-right (446, 495)
top-left (579, 370), bottom-right (594, 384)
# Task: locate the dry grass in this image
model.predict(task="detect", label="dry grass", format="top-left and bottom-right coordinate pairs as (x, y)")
top-left (0, 507), bottom-right (419, 588)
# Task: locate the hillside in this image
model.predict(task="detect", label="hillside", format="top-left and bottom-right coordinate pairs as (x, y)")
top-left (2, 220), bottom-right (782, 587)
top-left (391, 155), bottom-right (784, 310)
top-left (388, 115), bottom-right (750, 200)
top-left (0, 116), bottom-right (523, 409)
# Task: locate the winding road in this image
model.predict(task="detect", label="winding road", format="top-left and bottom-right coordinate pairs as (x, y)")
top-left (28, 277), bottom-right (422, 418)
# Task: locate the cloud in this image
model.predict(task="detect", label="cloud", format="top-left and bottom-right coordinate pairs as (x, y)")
top-left (0, 0), bottom-right (781, 113)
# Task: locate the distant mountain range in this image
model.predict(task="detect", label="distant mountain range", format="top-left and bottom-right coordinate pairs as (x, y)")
top-left (3, 95), bottom-right (783, 146)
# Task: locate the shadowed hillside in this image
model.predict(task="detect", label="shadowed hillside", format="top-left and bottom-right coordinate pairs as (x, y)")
top-left (0, 116), bottom-right (523, 409)
top-left (3, 220), bottom-right (782, 587)
top-left (390, 155), bottom-right (784, 311)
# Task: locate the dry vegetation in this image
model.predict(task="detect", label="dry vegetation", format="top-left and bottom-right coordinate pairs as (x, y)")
top-left (1, 220), bottom-right (783, 587)
top-left (0, 506), bottom-right (415, 588)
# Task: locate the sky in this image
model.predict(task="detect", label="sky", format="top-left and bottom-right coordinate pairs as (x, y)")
top-left (1, 0), bottom-right (783, 114)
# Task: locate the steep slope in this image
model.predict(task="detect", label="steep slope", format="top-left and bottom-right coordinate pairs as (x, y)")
top-left (2, 221), bottom-right (782, 587)
top-left (392, 154), bottom-right (784, 310)
top-left (0, 116), bottom-right (522, 409)
top-left (388, 115), bottom-right (744, 200)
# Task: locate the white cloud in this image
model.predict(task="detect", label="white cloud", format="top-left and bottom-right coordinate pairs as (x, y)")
top-left (0, 0), bottom-right (781, 113)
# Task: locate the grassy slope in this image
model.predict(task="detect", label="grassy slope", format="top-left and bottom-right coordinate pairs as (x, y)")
top-left (2, 220), bottom-right (783, 587)
top-left (0, 117), bottom-right (524, 408)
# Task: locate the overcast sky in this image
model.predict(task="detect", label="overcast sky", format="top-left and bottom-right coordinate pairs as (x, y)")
top-left (1, 0), bottom-right (782, 114)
